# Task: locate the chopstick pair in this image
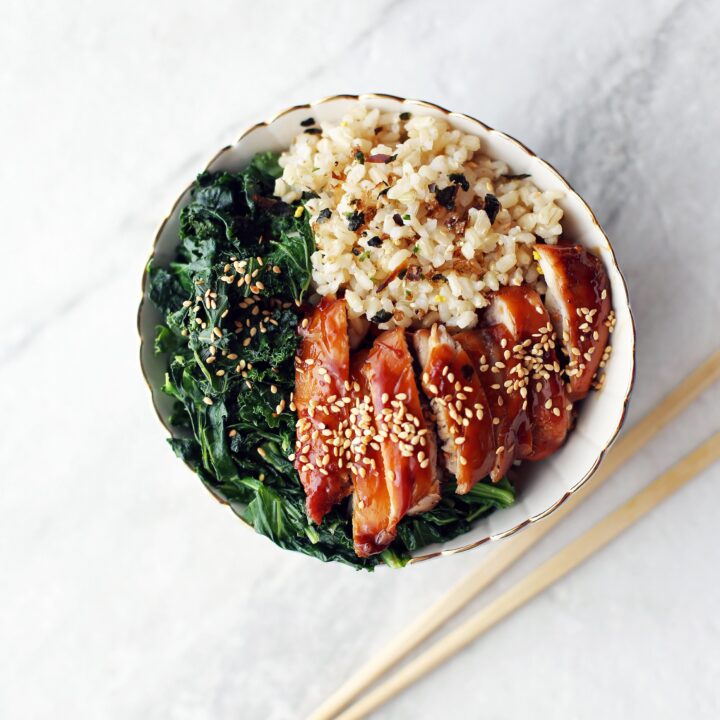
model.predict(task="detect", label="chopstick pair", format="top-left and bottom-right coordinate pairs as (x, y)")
top-left (310, 351), bottom-right (720, 720)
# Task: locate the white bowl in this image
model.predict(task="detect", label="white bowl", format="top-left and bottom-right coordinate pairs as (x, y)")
top-left (138, 94), bottom-right (636, 564)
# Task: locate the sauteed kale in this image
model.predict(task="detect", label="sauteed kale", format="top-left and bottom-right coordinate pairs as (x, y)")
top-left (148, 152), bottom-right (515, 569)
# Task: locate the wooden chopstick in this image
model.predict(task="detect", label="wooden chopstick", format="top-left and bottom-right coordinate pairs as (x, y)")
top-left (337, 430), bottom-right (720, 720)
top-left (309, 351), bottom-right (720, 720)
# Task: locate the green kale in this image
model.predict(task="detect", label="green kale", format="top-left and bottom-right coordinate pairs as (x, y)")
top-left (147, 265), bottom-right (187, 316)
top-left (262, 212), bottom-right (314, 301)
top-left (240, 307), bottom-right (300, 368)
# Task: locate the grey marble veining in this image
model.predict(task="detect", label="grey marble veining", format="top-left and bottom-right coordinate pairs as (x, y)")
top-left (2, 1), bottom-right (719, 718)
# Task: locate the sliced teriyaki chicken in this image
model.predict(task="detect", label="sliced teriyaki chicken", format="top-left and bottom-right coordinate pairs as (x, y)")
top-left (364, 328), bottom-right (440, 521)
top-left (293, 297), bottom-right (352, 524)
top-left (487, 286), bottom-right (571, 461)
top-left (455, 325), bottom-right (532, 481)
top-left (347, 351), bottom-right (394, 557)
top-left (534, 244), bottom-right (612, 401)
top-left (414, 324), bottom-right (495, 493)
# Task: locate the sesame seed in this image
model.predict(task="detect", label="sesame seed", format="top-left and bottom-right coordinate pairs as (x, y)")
top-left (202, 396), bottom-right (213, 406)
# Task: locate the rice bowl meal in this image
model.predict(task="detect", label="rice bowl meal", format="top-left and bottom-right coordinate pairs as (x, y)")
top-left (143, 100), bottom-right (623, 569)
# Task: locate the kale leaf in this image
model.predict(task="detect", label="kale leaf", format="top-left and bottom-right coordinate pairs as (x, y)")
top-left (148, 265), bottom-right (187, 316)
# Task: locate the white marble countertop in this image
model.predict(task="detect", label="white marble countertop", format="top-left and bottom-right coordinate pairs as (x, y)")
top-left (2, 1), bottom-right (720, 718)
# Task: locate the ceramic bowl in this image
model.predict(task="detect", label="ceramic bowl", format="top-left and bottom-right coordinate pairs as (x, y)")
top-left (138, 93), bottom-right (636, 563)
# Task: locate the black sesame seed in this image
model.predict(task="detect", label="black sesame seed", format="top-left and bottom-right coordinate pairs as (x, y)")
top-left (367, 236), bottom-right (383, 247)
top-left (317, 208), bottom-right (332, 223)
top-left (351, 247), bottom-right (361, 256)
top-left (392, 213), bottom-right (404, 226)
top-left (355, 150), bottom-right (365, 164)
top-left (501, 173), bottom-right (531, 180)
top-left (400, 111), bottom-right (412, 120)
top-left (300, 117), bottom-right (315, 127)
top-left (432, 273), bottom-right (447, 282)
top-left (304, 127), bottom-right (322, 135)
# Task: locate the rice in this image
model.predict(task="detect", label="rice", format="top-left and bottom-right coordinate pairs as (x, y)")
top-left (274, 106), bottom-right (563, 330)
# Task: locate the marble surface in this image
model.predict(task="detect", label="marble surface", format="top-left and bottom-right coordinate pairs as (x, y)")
top-left (2, 1), bottom-right (719, 718)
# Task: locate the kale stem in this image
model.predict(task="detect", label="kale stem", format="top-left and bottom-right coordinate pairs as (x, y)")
top-left (467, 481), bottom-right (515, 507)
top-left (380, 548), bottom-right (409, 569)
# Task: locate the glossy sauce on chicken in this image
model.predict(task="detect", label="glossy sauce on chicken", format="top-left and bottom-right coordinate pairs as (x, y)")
top-left (414, 324), bottom-right (495, 493)
top-left (293, 297), bottom-right (352, 524)
top-left (487, 286), bottom-right (571, 461)
top-left (347, 350), bottom-right (394, 557)
top-left (455, 325), bottom-right (532, 481)
top-left (364, 328), bottom-right (440, 520)
top-left (535, 244), bottom-right (612, 401)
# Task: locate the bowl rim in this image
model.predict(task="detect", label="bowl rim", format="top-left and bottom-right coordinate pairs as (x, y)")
top-left (137, 92), bottom-right (636, 565)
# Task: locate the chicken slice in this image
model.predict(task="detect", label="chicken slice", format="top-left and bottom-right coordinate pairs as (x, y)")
top-left (414, 324), bottom-right (495, 493)
top-left (364, 328), bottom-right (440, 520)
top-left (487, 286), bottom-right (571, 461)
top-left (534, 244), bottom-right (612, 401)
top-left (293, 297), bottom-right (352, 524)
top-left (347, 351), bottom-right (395, 557)
top-left (455, 325), bottom-right (531, 481)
